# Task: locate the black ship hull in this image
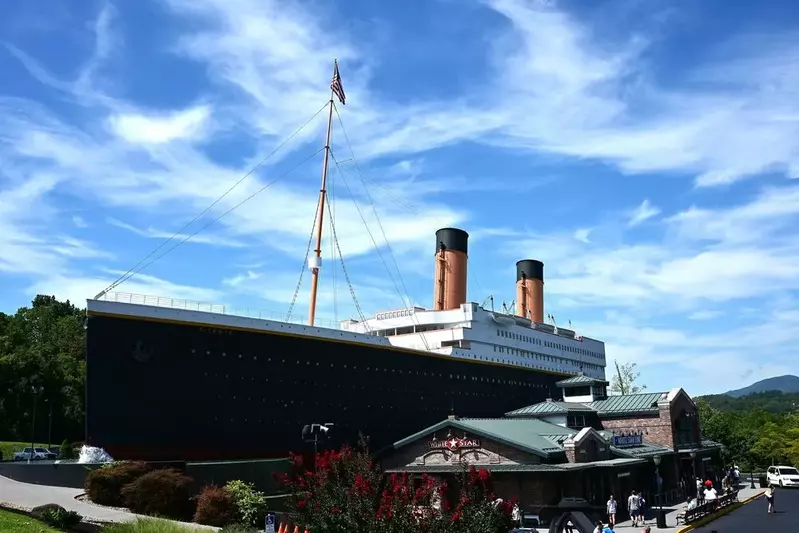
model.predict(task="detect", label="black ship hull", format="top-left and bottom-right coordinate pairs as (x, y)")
top-left (86, 312), bottom-right (567, 461)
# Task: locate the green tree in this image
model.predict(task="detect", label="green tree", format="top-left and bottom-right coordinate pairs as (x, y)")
top-left (750, 421), bottom-right (787, 466)
top-left (610, 361), bottom-right (646, 395)
top-left (0, 295), bottom-right (86, 442)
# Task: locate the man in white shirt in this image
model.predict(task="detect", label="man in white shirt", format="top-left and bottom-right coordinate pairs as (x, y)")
top-left (606, 495), bottom-right (617, 527)
top-left (628, 491), bottom-right (640, 527)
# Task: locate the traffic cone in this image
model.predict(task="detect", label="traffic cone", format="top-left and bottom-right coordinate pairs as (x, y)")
top-left (293, 526), bottom-right (300, 533)
top-left (277, 524), bottom-right (284, 533)
top-left (304, 528), bottom-right (310, 533)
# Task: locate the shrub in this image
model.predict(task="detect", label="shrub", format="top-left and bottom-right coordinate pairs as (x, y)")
top-left (85, 461), bottom-right (151, 506)
top-left (279, 441), bottom-right (515, 533)
top-left (58, 439), bottom-right (74, 460)
top-left (193, 485), bottom-right (236, 527)
top-left (121, 468), bottom-right (195, 520)
top-left (224, 480), bottom-right (267, 527)
top-left (42, 507), bottom-right (82, 529)
top-left (31, 503), bottom-right (83, 529)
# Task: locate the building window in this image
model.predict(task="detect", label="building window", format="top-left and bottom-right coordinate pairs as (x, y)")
top-left (564, 386), bottom-right (591, 397)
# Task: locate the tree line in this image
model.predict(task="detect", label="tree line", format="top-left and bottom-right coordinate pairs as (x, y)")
top-left (0, 295), bottom-right (86, 444)
top-left (697, 397), bottom-right (799, 470)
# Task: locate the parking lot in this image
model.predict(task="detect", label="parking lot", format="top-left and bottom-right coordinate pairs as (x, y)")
top-left (694, 488), bottom-right (798, 532)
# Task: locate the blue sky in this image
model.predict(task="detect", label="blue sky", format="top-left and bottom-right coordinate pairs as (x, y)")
top-left (2, 0), bottom-right (799, 396)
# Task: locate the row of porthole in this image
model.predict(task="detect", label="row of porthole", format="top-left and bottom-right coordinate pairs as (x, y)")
top-left (194, 356), bottom-right (555, 387)
top-left (199, 369), bottom-right (551, 389)
top-left (191, 347), bottom-right (576, 376)
top-left (208, 391), bottom-right (517, 403)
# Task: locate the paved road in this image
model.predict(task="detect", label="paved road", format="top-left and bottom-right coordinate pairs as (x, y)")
top-left (0, 475), bottom-right (217, 530)
top-left (694, 488), bottom-right (799, 532)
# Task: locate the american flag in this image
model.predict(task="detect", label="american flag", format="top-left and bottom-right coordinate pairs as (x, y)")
top-left (331, 60), bottom-right (346, 105)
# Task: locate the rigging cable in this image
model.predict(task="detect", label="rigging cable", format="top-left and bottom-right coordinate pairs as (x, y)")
top-left (111, 147), bottom-right (324, 295)
top-left (325, 192), bottom-right (367, 324)
top-left (285, 193), bottom-right (322, 323)
top-left (329, 110), bottom-right (431, 351)
top-left (329, 150), bottom-right (405, 307)
top-left (96, 101), bottom-right (331, 298)
top-left (329, 167), bottom-right (338, 323)
top-left (332, 103), bottom-right (490, 308)
top-left (333, 103), bottom-right (416, 308)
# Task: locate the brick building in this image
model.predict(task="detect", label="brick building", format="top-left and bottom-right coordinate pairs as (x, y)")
top-left (505, 374), bottom-right (724, 490)
top-left (380, 374), bottom-right (722, 524)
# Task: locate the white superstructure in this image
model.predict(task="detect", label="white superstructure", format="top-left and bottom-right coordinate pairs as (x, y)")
top-left (341, 301), bottom-right (606, 378)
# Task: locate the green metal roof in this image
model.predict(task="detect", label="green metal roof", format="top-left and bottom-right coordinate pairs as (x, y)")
top-left (610, 443), bottom-right (674, 459)
top-left (586, 392), bottom-right (666, 415)
top-left (555, 374), bottom-right (610, 387)
top-left (393, 417), bottom-right (576, 459)
top-left (505, 400), bottom-right (596, 417)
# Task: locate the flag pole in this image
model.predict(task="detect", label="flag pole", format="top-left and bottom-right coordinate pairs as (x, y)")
top-left (307, 60), bottom-right (338, 327)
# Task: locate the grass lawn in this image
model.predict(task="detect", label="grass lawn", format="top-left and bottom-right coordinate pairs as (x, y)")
top-left (103, 518), bottom-right (203, 532)
top-left (0, 442), bottom-right (55, 461)
top-left (0, 508), bottom-right (61, 533)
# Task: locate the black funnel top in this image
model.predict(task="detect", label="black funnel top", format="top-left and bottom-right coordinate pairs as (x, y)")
top-left (435, 228), bottom-right (469, 254)
top-left (516, 259), bottom-right (544, 282)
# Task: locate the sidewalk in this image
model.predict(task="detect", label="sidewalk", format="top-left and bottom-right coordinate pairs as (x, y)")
top-left (0, 475), bottom-right (218, 530)
top-left (611, 485), bottom-right (764, 531)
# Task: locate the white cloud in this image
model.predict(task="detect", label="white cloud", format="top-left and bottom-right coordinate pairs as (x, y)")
top-left (628, 199), bottom-right (660, 226)
top-left (72, 215), bottom-right (88, 228)
top-left (573, 228), bottom-right (592, 243)
top-left (30, 272), bottom-right (223, 308)
top-left (106, 218), bottom-right (248, 248)
top-left (475, 0), bottom-right (799, 187)
top-left (688, 310), bottom-right (722, 321)
top-left (109, 106), bottom-right (212, 144)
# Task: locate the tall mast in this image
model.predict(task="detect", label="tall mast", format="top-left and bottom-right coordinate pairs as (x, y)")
top-left (307, 61), bottom-right (338, 326)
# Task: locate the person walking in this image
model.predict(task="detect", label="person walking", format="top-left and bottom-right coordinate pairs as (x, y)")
top-left (607, 495), bottom-right (617, 528)
top-left (628, 491), bottom-right (640, 527)
top-left (637, 493), bottom-right (647, 525)
top-left (765, 485), bottom-right (775, 514)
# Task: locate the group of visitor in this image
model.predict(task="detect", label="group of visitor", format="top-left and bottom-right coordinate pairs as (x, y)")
top-left (595, 491), bottom-right (650, 533)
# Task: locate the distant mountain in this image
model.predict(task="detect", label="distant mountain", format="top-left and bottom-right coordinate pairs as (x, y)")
top-left (725, 375), bottom-right (799, 398)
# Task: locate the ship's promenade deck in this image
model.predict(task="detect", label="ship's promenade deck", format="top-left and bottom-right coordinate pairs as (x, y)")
top-left (93, 291), bottom-right (343, 329)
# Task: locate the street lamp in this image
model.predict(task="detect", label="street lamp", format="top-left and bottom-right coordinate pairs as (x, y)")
top-left (28, 385), bottom-right (44, 464)
top-left (301, 423), bottom-right (334, 471)
top-left (45, 398), bottom-right (53, 451)
top-left (653, 454), bottom-right (666, 529)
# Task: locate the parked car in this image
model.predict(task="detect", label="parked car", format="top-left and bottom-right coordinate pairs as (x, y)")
top-left (12, 447), bottom-right (56, 461)
top-left (766, 466), bottom-right (799, 487)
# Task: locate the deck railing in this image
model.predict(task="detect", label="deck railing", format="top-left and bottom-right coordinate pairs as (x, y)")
top-left (96, 291), bottom-right (342, 329)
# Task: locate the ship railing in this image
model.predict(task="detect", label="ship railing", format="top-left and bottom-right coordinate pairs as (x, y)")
top-left (96, 291), bottom-right (343, 329)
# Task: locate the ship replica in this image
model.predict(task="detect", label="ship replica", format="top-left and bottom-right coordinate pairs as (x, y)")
top-left (84, 62), bottom-right (607, 461)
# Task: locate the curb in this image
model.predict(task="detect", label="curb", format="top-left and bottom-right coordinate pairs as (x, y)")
top-left (675, 491), bottom-right (765, 533)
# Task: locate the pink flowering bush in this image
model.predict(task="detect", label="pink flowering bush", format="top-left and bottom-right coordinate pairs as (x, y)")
top-left (276, 441), bottom-right (514, 533)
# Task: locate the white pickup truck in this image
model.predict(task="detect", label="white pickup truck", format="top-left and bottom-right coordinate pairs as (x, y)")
top-left (12, 447), bottom-right (57, 461)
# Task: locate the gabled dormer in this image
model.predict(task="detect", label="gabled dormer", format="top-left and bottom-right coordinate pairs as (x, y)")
top-left (556, 372), bottom-right (609, 403)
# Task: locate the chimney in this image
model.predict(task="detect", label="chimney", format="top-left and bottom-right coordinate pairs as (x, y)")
top-left (433, 228), bottom-right (469, 311)
top-left (516, 259), bottom-right (544, 322)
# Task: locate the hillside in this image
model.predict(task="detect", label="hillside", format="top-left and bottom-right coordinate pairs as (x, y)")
top-left (725, 374), bottom-right (799, 398)
top-left (699, 390), bottom-right (799, 413)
